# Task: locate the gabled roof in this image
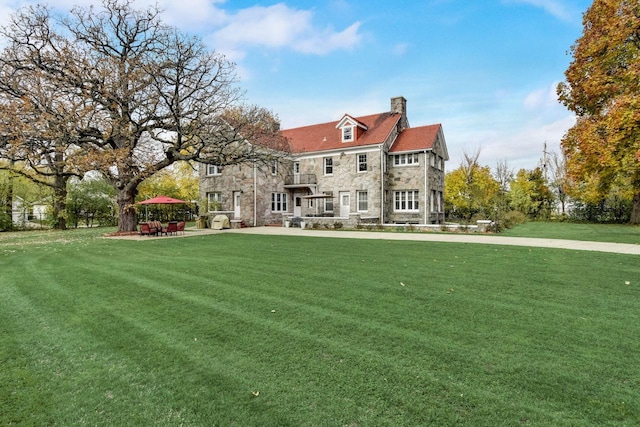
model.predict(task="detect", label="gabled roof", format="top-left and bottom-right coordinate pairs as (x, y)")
top-left (282, 112), bottom-right (401, 154)
top-left (336, 114), bottom-right (368, 130)
top-left (390, 124), bottom-right (443, 154)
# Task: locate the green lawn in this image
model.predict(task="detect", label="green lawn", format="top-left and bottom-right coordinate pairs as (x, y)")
top-left (501, 221), bottom-right (640, 244)
top-left (1, 228), bottom-right (639, 426)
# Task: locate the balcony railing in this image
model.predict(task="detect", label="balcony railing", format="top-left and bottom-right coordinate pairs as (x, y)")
top-left (284, 174), bottom-right (317, 186)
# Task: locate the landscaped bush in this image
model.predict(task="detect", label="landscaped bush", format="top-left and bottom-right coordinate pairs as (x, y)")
top-left (498, 210), bottom-right (527, 230)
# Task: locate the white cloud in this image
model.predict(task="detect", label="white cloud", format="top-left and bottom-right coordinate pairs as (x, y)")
top-left (523, 82), bottom-right (561, 109)
top-left (392, 42), bottom-right (409, 56)
top-left (504, 0), bottom-right (577, 22)
top-left (0, 1), bottom-right (361, 57)
top-left (211, 4), bottom-right (362, 56)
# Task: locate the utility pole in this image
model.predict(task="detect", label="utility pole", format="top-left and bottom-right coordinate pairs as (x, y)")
top-left (542, 142), bottom-right (549, 182)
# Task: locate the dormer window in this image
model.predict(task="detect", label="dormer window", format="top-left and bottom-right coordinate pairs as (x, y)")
top-left (342, 126), bottom-right (353, 142)
top-left (336, 114), bottom-right (367, 143)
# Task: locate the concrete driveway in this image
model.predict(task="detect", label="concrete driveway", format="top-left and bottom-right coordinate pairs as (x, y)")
top-left (109, 225), bottom-right (640, 255)
top-left (225, 226), bottom-right (640, 255)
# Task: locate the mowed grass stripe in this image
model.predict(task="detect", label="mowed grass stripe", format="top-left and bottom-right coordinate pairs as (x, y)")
top-left (1, 232), bottom-right (640, 425)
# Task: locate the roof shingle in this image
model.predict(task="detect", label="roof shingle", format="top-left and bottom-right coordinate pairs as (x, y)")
top-left (281, 111), bottom-right (441, 155)
top-left (282, 112), bottom-right (400, 153)
top-left (390, 124), bottom-right (441, 153)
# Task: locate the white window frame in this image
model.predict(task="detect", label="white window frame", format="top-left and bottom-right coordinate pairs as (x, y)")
top-left (393, 153), bottom-right (419, 166)
top-left (323, 192), bottom-right (334, 213)
top-left (207, 192), bottom-right (221, 211)
top-left (342, 126), bottom-right (354, 142)
top-left (357, 154), bottom-right (367, 172)
top-left (271, 193), bottom-right (288, 212)
top-left (324, 157), bottom-right (333, 175)
top-left (357, 191), bottom-right (368, 212)
top-left (394, 190), bottom-right (419, 212)
top-left (206, 164), bottom-right (222, 176)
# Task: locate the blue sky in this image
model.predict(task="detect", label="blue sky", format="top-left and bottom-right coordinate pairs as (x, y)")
top-left (1, 0), bottom-right (593, 170)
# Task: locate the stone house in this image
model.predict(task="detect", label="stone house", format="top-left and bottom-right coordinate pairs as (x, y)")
top-left (199, 96), bottom-right (448, 227)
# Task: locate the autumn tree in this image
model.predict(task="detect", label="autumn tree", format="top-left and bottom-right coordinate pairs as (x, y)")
top-left (557, 0), bottom-right (640, 223)
top-left (0, 0), bottom-right (289, 232)
top-left (444, 150), bottom-right (499, 221)
top-left (0, 77), bottom-right (87, 229)
top-left (138, 161), bottom-right (199, 202)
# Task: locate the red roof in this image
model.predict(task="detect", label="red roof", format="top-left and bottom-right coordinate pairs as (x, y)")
top-left (390, 124), bottom-right (441, 153)
top-left (282, 111), bottom-right (442, 155)
top-left (282, 112), bottom-right (401, 153)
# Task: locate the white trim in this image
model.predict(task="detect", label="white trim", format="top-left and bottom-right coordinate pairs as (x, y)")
top-left (393, 190), bottom-right (420, 212)
top-left (206, 164), bottom-right (222, 176)
top-left (356, 190), bottom-right (368, 212)
top-left (323, 157), bottom-right (334, 176)
top-left (357, 153), bottom-right (367, 173)
top-left (293, 145), bottom-right (382, 161)
top-left (342, 125), bottom-right (354, 142)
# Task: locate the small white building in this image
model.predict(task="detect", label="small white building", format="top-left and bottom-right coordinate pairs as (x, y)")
top-left (12, 197), bottom-right (48, 227)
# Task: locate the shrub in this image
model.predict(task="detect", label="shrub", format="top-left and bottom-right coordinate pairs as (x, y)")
top-left (499, 211), bottom-right (527, 230)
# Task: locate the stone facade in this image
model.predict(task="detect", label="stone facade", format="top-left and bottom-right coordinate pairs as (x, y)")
top-left (199, 96), bottom-right (448, 227)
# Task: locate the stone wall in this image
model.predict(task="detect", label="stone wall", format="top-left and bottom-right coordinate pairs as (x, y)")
top-left (297, 148), bottom-right (383, 218)
top-left (199, 160), bottom-right (293, 226)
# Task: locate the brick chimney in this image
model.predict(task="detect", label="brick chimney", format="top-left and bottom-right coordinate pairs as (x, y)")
top-left (390, 96), bottom-right (408, 130)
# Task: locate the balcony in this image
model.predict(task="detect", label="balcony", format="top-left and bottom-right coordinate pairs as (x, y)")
top-left (284, 174), bottom-right (317, 189)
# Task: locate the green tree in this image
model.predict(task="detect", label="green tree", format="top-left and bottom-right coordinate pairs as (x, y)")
top-left (510, 168), bottom-right (554, 219)
top-left (137, 161), bottom-right (198, 203)
top-left (557, 0), bottom-right (640, 223)
top-left (0, 1), bottom-right (289, 232)
top-left (445, 150), bottom-right (499, 221)
top-left (0, 167), bottom-right (51, 229)
top-left (66, 177), bottom-right (116, 228)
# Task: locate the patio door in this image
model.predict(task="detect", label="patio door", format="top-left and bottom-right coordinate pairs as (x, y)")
top-left (294, 193), bottom-right (302, 217)
top-left (339, 192), bottom-right (350, 218)
top-left (233, 191), bottom-right (241, 219)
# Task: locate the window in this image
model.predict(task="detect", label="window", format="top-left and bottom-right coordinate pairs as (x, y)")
top-left (206, 164), bottom-right (222, 175)
top-left (271, 160), bottom-right (278, 175)
top-left (394, 190), bottom-right (419, 212)
top-left (393, 153), bottom-right (419, 166)
top-left (342, 126), bottom-right (353, 142)
top-left (358, 154), bottom-right (367, 172)
top-left (323, 192), bottom-right (334, 212)
top-left (294, 162), bottom-right (300, 174)
top-left (271, 193), bottom-right (288, 212)
top-left (207, 192), bottom-right (221, 211)
top-left (357, 191), bottom-right (368, 212)
top-left (324, 157), bottom-right (333, 175)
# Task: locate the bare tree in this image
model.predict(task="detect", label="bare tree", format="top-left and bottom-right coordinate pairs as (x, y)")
top-left (0, 0), bottom-right (289, 232)
top-left (546, 150), bottom-right (570, 215)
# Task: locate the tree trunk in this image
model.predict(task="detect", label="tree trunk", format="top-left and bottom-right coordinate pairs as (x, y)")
top-left (630, 192), bottom-right (640, 224)
top-left (3, 167), bottom-right (14, 230)
top-left (52, 175), bottom-right (68, 230)
top-left (117, 185), bottom-right (138, 232)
